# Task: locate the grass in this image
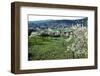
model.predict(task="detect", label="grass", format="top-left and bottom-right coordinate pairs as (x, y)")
top-left (28, 35), bottom-right (88, 60)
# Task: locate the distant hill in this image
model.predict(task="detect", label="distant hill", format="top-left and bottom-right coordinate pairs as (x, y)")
top-left (28, 17), bottom-right (88, 30)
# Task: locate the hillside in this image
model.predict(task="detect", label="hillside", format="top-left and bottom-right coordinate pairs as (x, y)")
top-left (28, 17), bottom-right (88, 30)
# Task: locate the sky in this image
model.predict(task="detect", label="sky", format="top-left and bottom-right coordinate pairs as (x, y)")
top-left (28, 14), bottom-right (86, 21)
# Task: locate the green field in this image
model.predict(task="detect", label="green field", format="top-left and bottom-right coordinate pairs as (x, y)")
top-left (28, 35), bottom-right (88, 60)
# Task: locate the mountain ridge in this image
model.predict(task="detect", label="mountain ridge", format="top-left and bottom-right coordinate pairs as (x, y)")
top-left (28, 18), bottom-right (88, 30)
